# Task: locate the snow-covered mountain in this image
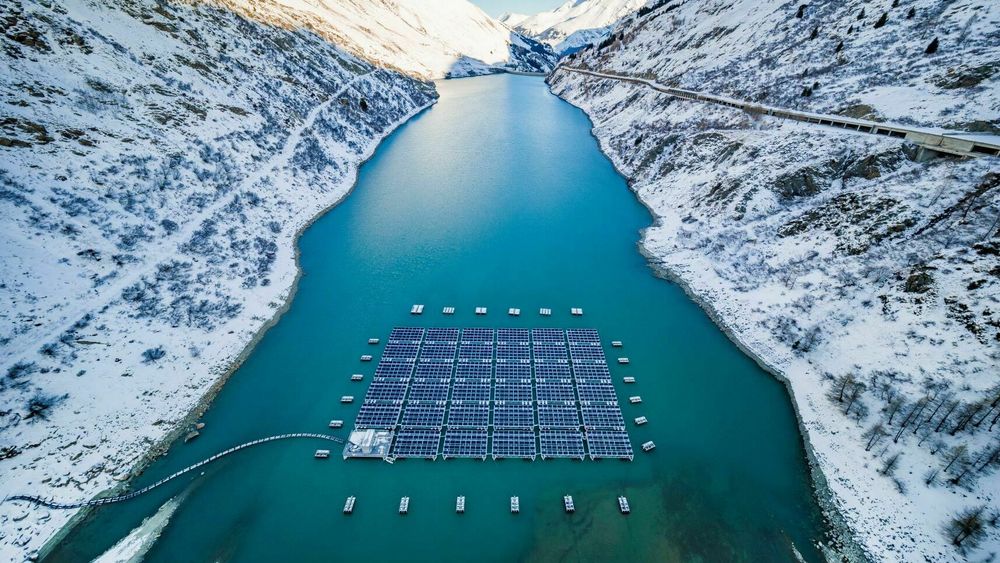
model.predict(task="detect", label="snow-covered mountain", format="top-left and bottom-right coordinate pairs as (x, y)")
top-left (207, 0), bottom-right (557, 78)
top-left (0, 0), bottom-right (438, 559)
top-left (550, 0), bottom-right (999, 560)
top-left (511, 0), bottom-right (647, 54)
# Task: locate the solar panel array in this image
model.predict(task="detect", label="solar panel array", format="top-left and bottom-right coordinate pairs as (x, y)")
top-left (349, 327), bottom-right (634, 461)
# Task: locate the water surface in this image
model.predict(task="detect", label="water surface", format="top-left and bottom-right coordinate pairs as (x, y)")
top-left (49, 75), bottom-right (825, 562)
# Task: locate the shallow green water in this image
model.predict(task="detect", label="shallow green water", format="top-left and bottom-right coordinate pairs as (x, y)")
top-left (49, 75), bottom-right (826, 562)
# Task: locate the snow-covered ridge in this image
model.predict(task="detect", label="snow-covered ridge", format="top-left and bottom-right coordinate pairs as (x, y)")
top-left (0, 0), bottom-right (435, 559)
top-left (200, 0), bottom-right (557, 78)
top-left (511, 0), bottom-right (647, 54)
top-left (551, 0), bottom-right (999, 560)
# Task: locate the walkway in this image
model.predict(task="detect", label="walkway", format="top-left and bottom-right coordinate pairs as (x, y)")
top-left (5, 433), bottom-right (343, 509)
top-left (553, 66), bottom-right (1000, 158)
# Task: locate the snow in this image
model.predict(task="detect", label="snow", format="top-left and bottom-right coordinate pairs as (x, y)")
top-left (551, 0), bottom-right (1000, 560)
top-left (510, 0), bottom-right (647, 53)
top-left (0, 0), bottom-right (436, 559)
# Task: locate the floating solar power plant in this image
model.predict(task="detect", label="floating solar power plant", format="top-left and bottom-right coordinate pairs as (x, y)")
top-left (382, 342), bottom-right (420, 361)
top-left (460, 328), bottom-right (494, 343)
top-left (580, 402), bottom-right (626, 429)
top-left (491, 429), bottom-right (537, 460)
top-left (496, 343), bottom-right (531, 361)
top-left (533, 343), bottom-right (568, 361)
top-left (495, 363), bottom-right (531, 378)
top-left (571, 363), bottom-right (611, 379)
top-left (537, 401), bottom-right (582, 428)
top-left (414, 363), bottom-right (454, 378)
top-left (391, 428), bottom-right (441, 459)
top-left (539, 429), bottom-right (586, 460)
top-left (388, 327), bottom-right (424, 343)
top-left (401, 401), bottom-right (447, 427)
top-left (586, 431), bottom-right (634, 460)
top-left (442, 428), bottom-right (488, 459)
top-left (575, 385), bottom-right (619, 402)
top-left (496, 328), bottom-right (530, 343)
top-left (566, 329), bottom-right (600, 343)
top-left (534, 363), bottom-right (572, 378)
top-left (455, 362), bottom-right (493, 378)
top-left (425, 328), bottom-right (460, 342)
top-left (364, 379), bottom-right (409, 401)
top-left (531, 328), bottom-right (566, 343)
top-left (374, 362), bottom-right (415, 378)
top-left (447, 401), bottom-right (490, 428)
top-left (535, 383), bottom-right (577, 402)
top-left (406, 385), bottom-right (449, 402)
top-left (492, 401), bottom-right (535, 428)
top-left (355, 401), bottom-right (403, 429)
top-left (459, 343), bottom-right (494, 360)
top-left (569, 345), bottom-right (607, 362)
top-left (450, 381), bottom-right (491, 401)
top-left (418, 343), bottom-right (457, 361)
top-left (494, 380), bottom-right (533, 401)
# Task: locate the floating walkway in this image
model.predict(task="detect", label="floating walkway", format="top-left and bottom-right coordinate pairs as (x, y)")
top-left (5, 433), bottom-right (344, 509)
top-left (555, 66), bottom-right (1000, 158)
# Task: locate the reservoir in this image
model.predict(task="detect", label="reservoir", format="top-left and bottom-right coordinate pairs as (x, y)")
top-left (48, 75), bottom-right (826, 562)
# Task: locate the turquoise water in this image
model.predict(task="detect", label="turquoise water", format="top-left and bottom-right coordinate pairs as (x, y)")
top-left (48, 75), bottom-right (825, 562)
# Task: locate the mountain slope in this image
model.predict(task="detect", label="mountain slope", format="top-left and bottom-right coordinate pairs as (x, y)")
top-left (206, 0), bottom-right (558, 78)
top-left (550, 0), bottom-right (999, 560)
top-left (0, 0), bottom-right (435, 559)
top-left (512, 0), bottom-right (646, 54)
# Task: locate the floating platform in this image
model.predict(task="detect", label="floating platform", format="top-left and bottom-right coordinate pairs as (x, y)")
top-left (564, 495), bottom-right (575, 513)
top-left (368, 338), bottom-right (380, 345)
top-left (351, 374), bottom-right (364, 381)
top-left (571, 308), bottom-right (583, 316)
top-left (510, 496), bottom-right (520, 513)
top-left (618, 496), bottom-right (630, 514)
top-left (328, 420), bottom-right (343, 429)
top-left (343, 496), bottom-right (356, 514)
top-left (611, 340), bottom-right (623, 347)
top-left (539, 308), bottom-right (552, 316)
top-left (641, 441), bottom-right (656, 452)
top-left (623, 376), bottom-right (635, 384)
top-left (314, 449), bottom-right (330, 459)
top-left (443, 306), bottom-right (455, 315)
top-left (628, 396), bottom-right (641, 404)
top-left (634, 416), bottom-right (648, 425)
top-left (340, 395), bottom-right (355, 403)
top-left (410, 304), bottom-right (424, 315)
top-left (360, 355), bottom-right (373, 362)
top-left (508, 308), bottom-right (520, 316)
top-left (343, 429), bottom-right (394, 459)
top-left (456, 496), bottom-right (465, 513)
top-left (399, 496), bottom-right (409, 514)
top-left (475, 307), bottom-right (488, 315)
top-left (617, 357), bottom-right (630, 364)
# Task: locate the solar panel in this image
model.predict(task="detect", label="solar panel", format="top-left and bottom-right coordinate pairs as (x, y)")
top-left (459, 344), bottom-right (493, 360)
top-left (414, 363), bottom-right (454, 378)
top-left (419, 343), bottom-right (457, 361)
top-left (456, 362), bottom-right (493, 378)
top-left (531, 328), bottom-right (565, 343)
top-left (491, 429), bottom-right (536, 459)
top-left (586, 430), bottom-right (634, 460)
top-left (355, 401), bottom-right (403, 429)
top-left (447, 401), bottom-right (490, 427)
top-left (450, 384), bottom-right (491, 401)
top-left (569, 345), bottom-right (606, 362)
top-left (576, 385), bottom-right (618, 401)
top-left (461, 328), bottom-right (494, 343)
top-left (535, 384), bottom-right (577, 401)
top-left (388, 327), bottom-right (424, 343)
top-left (496, 344), bottom-right (531, 361)
top-left (392, 428), bottom-right (440, 458)
top-left (383, 342), bottom-right (420, 360)
top-left (533, 343), bottom-right (568, 361)
top-left (566, 329), bottom-right (600, 343)
top-left (537, 401), bottom-right (581, 428)
top-left (539, 429), bottom-right (585, 459)
top-left (534, 363), bottom-right (571, 378)
top-left (364, 380), bottom-right (408, 401)
top-left (496, 328), bottom-right (529, 343)
top-left (571, 363), bottom-right (610, 379)
top-left (492, 401), bottom-right (534, 428)
top-left (495, 363), bottom-right (531, 378)
top-left (580, 402), bottom-right (625, 429)
top-left (401, 401), bottom-right (446, 427)
top-left (442, 428), bottom-right (488, 459)
top-left (425, 328), bottom-right (460, 342)
top-left (406, 386), bottom-right (449, 401)
top-left (494, 381), bottom-right (532, 401)
top-left (375, 362), bottom-right (415, 378)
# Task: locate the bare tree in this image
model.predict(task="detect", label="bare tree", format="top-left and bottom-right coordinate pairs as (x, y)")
top-left (935, 400), bottom-right (960, 432)
top-left (885, 396), bottom-right (906, 425)
top-left (845, 381), bottom-right (867, 416)
top-left (864, 423), bottom-right (886, 452)
top-left (944, 444), bottom-right (968, 473)
top-left (951, 402), bottom-right (984, 435)
top-left (945, 505), bottom-right (988, 549)
top-left (895, 397), bottom-right (929, 443)
top-left (880, 452), bottom-right (902, 476)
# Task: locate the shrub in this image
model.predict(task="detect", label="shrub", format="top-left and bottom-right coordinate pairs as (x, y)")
top-left (142, 346), bottom-right (166, 362)
top-left (926, 37), bottom-right (939, 54)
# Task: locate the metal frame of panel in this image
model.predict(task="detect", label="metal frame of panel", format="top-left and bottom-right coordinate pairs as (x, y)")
top-left (492, 401), bottom-right (534, 428)
top-left (447, 401), bottom-right (490, 428)
top-left (539, 429), bottom-right (585, 459)
top-left (537, 401), bottom-right (581, 429)
top-left (392, 428), bottom-right (440, 458)
top-left (442, 428), bottom-right (488, 459)
top-left (491, 429), bottom-right (536, 460)
top-left (400, 401), bottom-right (446, 427)
top-left (586, 430), bottom-right (634, 460)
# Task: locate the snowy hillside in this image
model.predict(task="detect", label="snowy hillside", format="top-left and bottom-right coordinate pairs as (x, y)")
top-left (0, 0), bottom-right (435, 559)
top-left (206, 0), bottom-right (557, 78)
top-left (511, 0), bottom-right (647, 54)
top-left (551, 0), bottom-right (999, 560)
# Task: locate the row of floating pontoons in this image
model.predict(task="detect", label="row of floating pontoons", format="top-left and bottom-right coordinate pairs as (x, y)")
top-left (340, 494), bottom-right (631, 515)
top-left (412, 304), bottom-right (584, 317)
